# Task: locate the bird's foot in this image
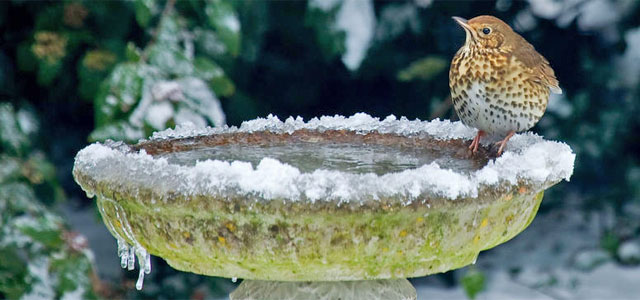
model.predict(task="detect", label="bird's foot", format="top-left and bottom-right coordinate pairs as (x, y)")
top-left (494, 131), bottom-right (516, 156)
top-left (468, 130), bottom-right (485, 154)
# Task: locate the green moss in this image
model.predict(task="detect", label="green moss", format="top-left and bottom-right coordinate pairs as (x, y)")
top-left (89, 179), bottom-right (544, 281)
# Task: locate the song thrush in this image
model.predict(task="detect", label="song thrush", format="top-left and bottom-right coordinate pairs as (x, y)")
top-left (449, 15), bottom-right (562, 156)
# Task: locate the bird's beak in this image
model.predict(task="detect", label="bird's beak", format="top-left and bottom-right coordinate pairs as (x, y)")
top-left (452, 16), bottom-right (472, 32)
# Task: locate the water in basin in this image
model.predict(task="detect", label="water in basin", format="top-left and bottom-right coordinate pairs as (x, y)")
top-left (155, 141), bottom-right (487, 175)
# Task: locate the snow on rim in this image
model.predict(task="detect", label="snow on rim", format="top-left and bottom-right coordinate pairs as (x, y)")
top-left (75, 113), bottom-right (575, 203)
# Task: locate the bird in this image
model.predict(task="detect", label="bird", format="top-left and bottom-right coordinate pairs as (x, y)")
top-left (449, 15), bottom-right (562, 156)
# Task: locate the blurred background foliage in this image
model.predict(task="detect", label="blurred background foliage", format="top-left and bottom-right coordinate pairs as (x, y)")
top-left (1, 0), bottom-right (639, 299)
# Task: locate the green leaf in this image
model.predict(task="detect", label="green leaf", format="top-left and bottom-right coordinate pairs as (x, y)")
top-left (0, 247), bottom-right (29, 299)
top-left (461, 269), bottom-right (486, 300)
top-left (135, 0), bottom-right (158, 28)
top-left (0, 103), bottom-right (30, 155)
top-left (177, 77), bottom-right (226, 127)
top-left (27, 152), bottom-right (65, 205)
top-left (51, 255), bottom-right (95, 299)
top-left (205, 0), bottom-right (241, 57)
top-left (305, 2), bottom-right (346, 61)
top-left (0, 183), bottom-right (40, 217)
top-left (193, 56), bottom-right (224, 80)
top-left (36, 60), bottom-right (63, 86)
top-left (147, 44), bottom-right (193, 76)
top-left (194, 28), bottom-right (227, 58)
top-left (125, 42), bottom-right (142, 62)
top-left (78, 50), bottom-right (118, 100)
top-left (14, 215), bottom-right (64, 249)
top-left (94, 63), bottom-right (146, 126)
top-left (601, 231), bottom-right (620, 256)
top-left (210, 75), bottom-right (235, 97)
top-left (397, 56), bottom-right (448, 82)
top-left (193, 56), bottom-right (234, 97)
top-left (0, 156), bottom-right (22, 184)
top-left (155, 14), bottom-right (182, 48)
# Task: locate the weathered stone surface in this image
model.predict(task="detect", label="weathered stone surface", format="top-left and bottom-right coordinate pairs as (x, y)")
top-left (73, 123), bottom-right (569, 281)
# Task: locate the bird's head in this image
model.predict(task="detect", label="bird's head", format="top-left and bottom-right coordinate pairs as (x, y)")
top-left (452, 15), bottom-right (514, 50)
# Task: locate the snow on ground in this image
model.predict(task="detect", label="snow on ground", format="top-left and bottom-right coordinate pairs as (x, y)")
top-left (415, 207), bottom-right (640, 300)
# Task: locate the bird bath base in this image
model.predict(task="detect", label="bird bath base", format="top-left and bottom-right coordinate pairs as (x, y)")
top-left (73, 114), bottom-right (574, 295)
top-left (230, 279), bottom-right (417, 300)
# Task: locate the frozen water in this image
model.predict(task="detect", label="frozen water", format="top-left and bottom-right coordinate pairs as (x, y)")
top-left (76, 113), bottom-right (575, 203)
top-left (159, 142), bottom-right (485, 175)
top-left (150, 113), bottom-right (475, 141)
top-left (99, 198), bottom-right (152, 290)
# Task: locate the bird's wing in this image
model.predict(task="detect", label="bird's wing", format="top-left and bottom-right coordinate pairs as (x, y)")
top-left (512, 38), bottom-right (563, 94)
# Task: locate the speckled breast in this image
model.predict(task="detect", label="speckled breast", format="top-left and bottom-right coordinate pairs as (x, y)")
top-left (450, 48), bottom-right (550, 135)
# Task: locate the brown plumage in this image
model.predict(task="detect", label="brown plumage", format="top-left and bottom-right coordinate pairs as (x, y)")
top-left (449, 15), bottom-right (561, 156)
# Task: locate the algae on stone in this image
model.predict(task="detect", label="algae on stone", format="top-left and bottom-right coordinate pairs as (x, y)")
top-left (72, 114), bottom-right (575, 282)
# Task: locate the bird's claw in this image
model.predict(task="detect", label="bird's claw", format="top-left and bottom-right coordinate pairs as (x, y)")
top-left (468, 130), bottom-right (485, 155)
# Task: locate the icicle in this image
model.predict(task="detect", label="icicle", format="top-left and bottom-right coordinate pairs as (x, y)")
top-left (117, 239), bottom-right (129, 269)
top-left (128, 246), bottom-right (135, 270)
top-left (106, 200), bottom-right (153, 290)
top-left (136, 268), bottom-right (145, 290)
top-left (120, 254), bottom-right (128, 269)
top-left (144, 252), bottom-right (151, 274)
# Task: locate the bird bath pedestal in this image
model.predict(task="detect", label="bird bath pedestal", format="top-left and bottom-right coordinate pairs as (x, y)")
top-left (73, 114), bottom-right (574, 299)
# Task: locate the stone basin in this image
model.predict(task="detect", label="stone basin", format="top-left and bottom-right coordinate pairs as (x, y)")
top-left (72, 113), bottom-right (575, 296)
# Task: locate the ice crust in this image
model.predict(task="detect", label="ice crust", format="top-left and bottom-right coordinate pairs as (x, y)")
top-left (150, 113), bottom-right (476, 141)
top-left (77, 113), bottom-right (575, 203)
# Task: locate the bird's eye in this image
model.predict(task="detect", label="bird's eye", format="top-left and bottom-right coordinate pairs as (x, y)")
top-left (482, 27), bottom-right (491, 34)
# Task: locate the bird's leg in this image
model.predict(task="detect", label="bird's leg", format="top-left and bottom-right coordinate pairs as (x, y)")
top-left (468, 130), bottom-right (485, 154)
top-left (495, 130), bottom-right (515, 156)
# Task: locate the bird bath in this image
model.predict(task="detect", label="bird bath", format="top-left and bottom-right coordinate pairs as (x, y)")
top-left (73, 113), bottom-right (575, 299)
